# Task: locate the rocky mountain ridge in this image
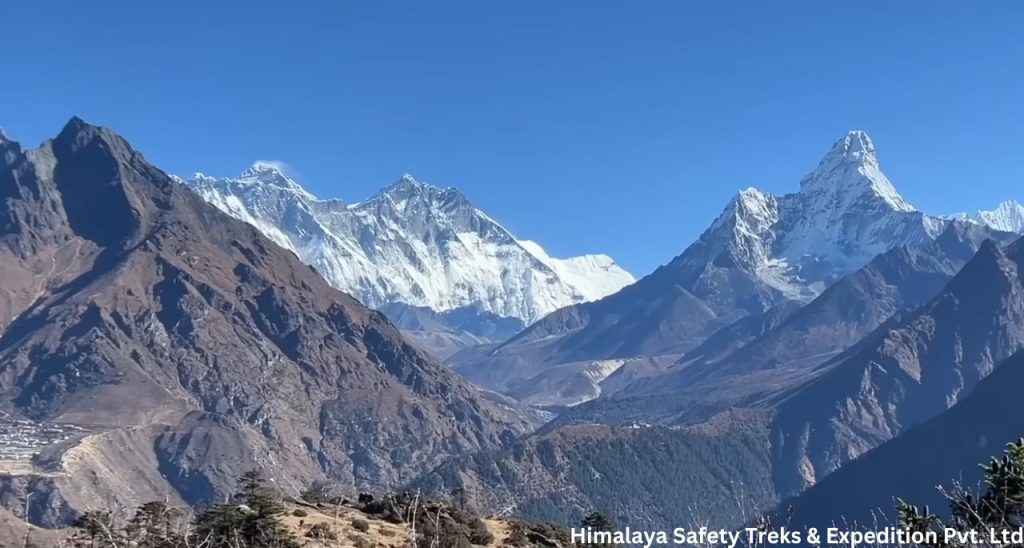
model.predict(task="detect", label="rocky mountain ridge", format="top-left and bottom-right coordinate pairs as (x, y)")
top-left (455, 131), bottom-right (960, 396)
top-left (0, 118), bottom-right (532, 527)
top-left (186, 167), bottom-right (634, 326)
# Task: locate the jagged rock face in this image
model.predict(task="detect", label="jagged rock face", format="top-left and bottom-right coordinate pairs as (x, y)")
top-left (458, 131), bottom-right (953, 390)
top-left (0, 118), bottom-right (531, 525)
top-left (770, 236), bottom-right (1024, 496)
top-left (185, 168), bottom-right (634, 324)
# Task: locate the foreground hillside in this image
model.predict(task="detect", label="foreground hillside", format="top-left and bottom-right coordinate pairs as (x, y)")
top-left (8, 471), bottom-right (572, 548)
top-left (0, 118), bottom-right (531, 527)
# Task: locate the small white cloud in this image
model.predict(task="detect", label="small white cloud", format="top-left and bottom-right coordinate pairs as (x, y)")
top-left (252, 159), bottom-right (294, 175)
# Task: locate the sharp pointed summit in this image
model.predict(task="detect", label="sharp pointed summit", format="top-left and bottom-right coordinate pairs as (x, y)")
top-left (240, 160), bottom-right (287, 178)
top-left (694, 130), bottom-right (935, 298)
top-left (377, 172), bottom-right (438, 197)
top-left (233, 160), bottom-right (312, 194)
top-left (59, 115), bottom-right (90, 135)
top-left (799, 130), bottom-right (914, 213)
top-left (823, 130), bottom-right (877, 165)
top-left (55, 116), bottom-right (110, 147)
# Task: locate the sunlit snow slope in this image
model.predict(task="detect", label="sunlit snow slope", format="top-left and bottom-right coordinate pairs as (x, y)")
top-left (185, 166), bottom-right (634, 323)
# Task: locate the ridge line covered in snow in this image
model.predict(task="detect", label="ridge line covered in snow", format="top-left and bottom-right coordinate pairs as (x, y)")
top-left (185, 165), bottom-right (635, 323)
top-left (947, 200), bottom-right (1024, 234)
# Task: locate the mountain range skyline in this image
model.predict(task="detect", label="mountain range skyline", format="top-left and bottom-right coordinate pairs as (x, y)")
top-left (3, 114), bottom-right (1024, 541)
top-left (184, 163), bottom-right (636, 325)
top-left (4, 118), bottom-right (1023, 278)
top-left (174, 130), bottom-right (1024, 286)
top-left (6, 2), bottom-right (1023, 280)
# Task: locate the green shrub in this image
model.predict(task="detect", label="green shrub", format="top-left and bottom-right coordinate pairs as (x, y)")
top-left (467, 517), bottom-right (494, 545)
top-left (900, 438), bottom-right (1024, 545)
top-left (306, 522), bottom-right (337, 541)
top-left (351, 517), bottom-right (371, 532)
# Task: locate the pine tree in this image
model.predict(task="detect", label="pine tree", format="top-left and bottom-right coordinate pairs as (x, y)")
top-left (70, 510), bottom-right (124, 547)
top-left (236, 470), bottom-right (299, 548)
top-left (900, 438), bottom-right (1024, 547)
top-left (192, 470), bottom-right (299, 547)
top-left (580, 511), bottom-right (616, 548)
top-left (124, 501), bottom-right (186, 547)
top-left (581, 510), bottom-right (614, 531)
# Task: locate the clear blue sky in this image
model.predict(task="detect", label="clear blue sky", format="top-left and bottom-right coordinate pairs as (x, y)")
top-left (2, 2), bottom-right (1022, 276)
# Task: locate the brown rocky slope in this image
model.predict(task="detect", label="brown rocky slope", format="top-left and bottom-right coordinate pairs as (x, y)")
top-left (0, 118), bottom-right (530, 527)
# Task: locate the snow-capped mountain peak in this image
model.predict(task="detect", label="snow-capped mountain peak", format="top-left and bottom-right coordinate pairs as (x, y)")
top-left (380, 173), bottom-right (428, 194)
top-left (726, 188), bottom-right (778, 226)
top-left (799, 130), bottom-right (914, 213)
top-left (186, 169), bottom-right (635, 323)
top-left (715, 187), bottom-right (780, 274)
top-left (977, 200), bottom-right (1024, 232)
top-left (241, 160), bottom-right (287, 177)
top-left (949, 200), bottom-right (1024, 234)
top-left (374, 174), bottom-right (472, 213)
top-left (691, 130), bottom-right (944, 304)
top-left (824, 130), bottom-right (875, 164)
top-left (231, 161), bottom-right (316, 197)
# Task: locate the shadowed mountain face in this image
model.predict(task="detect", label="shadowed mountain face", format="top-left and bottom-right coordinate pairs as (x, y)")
top-left (770, 235), bottom-right (1024, 496)
top-left (0, 119), bottom-right (530, 526)
top-left (542, 227), bottom-right (1024, 503)
top-left (781, 348), bottom-right (1024, 531)
top-left (669, 221), bottom-right (1007, 386)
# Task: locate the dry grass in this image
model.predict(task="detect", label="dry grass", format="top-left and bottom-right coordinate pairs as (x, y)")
top-left (279, 500), bottom-right (517, 548)
top-left (2, 494), bottom-right (529, 548)
top-left (482, 518), bottom-right (512, 546)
